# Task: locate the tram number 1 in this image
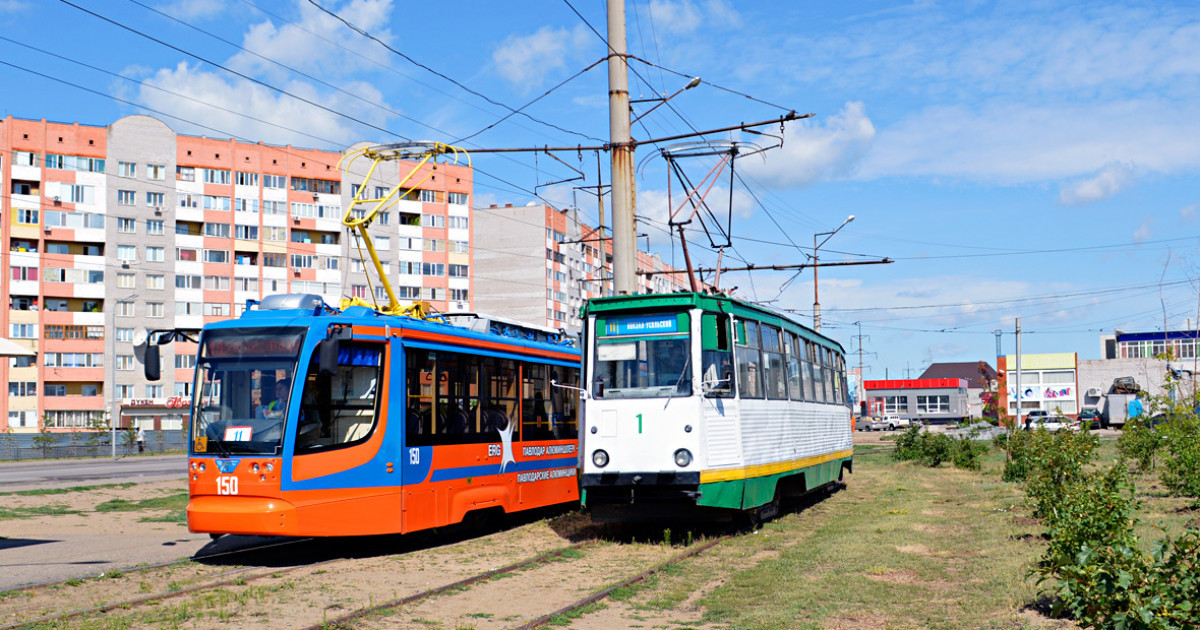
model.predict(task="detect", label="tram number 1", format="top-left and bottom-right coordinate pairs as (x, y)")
top-left (216, 475), bottom-right (239, 496)
top-left (637, 413), bottom-right (642, 434)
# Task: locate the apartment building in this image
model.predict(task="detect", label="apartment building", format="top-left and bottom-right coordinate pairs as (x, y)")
top-left (1, 115), bottom-right (472, 433)
top-left (472, 202), bottom-right (690, 334)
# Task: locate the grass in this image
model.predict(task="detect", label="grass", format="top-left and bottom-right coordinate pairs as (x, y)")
top-left (0, 482), bottom-right (136, 497)
top-left (94, 492), bottom-right (189, 523)
top-left (0, 504), bottom-right (83, 520)
top-left (605, 438), bottom-right (1197, 630)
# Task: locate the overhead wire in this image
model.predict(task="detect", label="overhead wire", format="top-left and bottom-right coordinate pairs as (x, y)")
top-left (304, 0), bottom-right (604, 144)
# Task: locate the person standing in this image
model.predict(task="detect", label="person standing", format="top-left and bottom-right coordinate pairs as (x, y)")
top-left (1128, 393), bottom-right (1145, 421)
top-left (136, 426), bottom-right (146, 453)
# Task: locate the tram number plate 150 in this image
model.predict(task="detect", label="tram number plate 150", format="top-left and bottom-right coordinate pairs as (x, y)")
top-left (217, 475), bottom-right (239, 496)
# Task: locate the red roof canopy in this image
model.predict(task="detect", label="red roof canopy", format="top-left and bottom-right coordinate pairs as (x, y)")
top-left (863, 378), bottom-right (967, 390)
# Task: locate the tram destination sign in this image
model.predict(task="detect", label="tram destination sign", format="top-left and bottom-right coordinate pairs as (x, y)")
top-left (604, 314), bottom-right (680, 336)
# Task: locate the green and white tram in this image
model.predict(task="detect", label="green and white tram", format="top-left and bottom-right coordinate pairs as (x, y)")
top-left (579, 293), bottom-right (853, 522)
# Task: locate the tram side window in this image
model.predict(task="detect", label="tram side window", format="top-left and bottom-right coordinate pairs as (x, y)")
top-left (437, 352), bottom-right (479, 439)
top-left (761, 324), bottom-right (787, 400)
top-left (821, 348), bottom-right (836, 403)
top-left (549, 366), bottom-right (580, 439)
top-left (797, 337), bottom-right (815, 402)
top-left (701, 312), bottom-right (734, 398)
top-left (786, 332), bottom-right (804, 401)
top-left (295, 342), bottom-right (383, 453)
top-left (482, 356), bottom-right (519, 438)
top-left (806, 341), bottom-right (825, 403)
top-left (735, 320), bottom-right (763, 399)
top-left (837, 355), bottom-right (849, 406)
top-left (522, 363), bottom-right (552, 440)
top-left (406, 349), bottom-right (436, 441)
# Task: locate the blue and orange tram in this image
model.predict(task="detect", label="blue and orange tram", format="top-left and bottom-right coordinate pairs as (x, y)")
top-left (142, 294), bottom-right (581, 537)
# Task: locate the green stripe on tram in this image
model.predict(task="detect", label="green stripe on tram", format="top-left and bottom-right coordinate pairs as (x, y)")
top-left (697, 456), bottom-right (851, 510)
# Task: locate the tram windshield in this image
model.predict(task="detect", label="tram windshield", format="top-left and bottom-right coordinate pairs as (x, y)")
top-left (592, 313), bottom-right (691, 399)
top-left (189, 328), bottom-right (306, 456)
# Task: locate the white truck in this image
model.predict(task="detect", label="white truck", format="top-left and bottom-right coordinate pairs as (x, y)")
top-left (1104, 393), bottom-right (1137, 428)
top-left (882, 415), bottom-right (910, 431)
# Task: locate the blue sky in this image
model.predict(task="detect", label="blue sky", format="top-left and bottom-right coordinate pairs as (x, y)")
top-left (2, 0), bottom-right (1198, 381)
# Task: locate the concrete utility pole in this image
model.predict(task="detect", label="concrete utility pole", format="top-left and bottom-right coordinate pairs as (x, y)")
top-left (857, 322), bottom-right (865, 413)
top-left (607, 0), bottom-right (637, 294)
top-left (1015, 317), bottom-right (1022, 424)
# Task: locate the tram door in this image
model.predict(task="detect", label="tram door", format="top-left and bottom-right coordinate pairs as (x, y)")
top-left (285, 338), bottom-right (396, 535)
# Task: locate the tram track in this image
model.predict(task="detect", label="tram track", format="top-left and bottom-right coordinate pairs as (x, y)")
top-left (0, 537), bottom-right (320, 630)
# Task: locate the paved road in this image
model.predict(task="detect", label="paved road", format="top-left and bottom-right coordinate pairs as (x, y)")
top-left (0, 455), bottom-right (186, 491)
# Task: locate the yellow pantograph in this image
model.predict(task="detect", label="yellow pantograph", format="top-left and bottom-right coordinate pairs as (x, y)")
top-left (337, 141), bottom-right (470, 319)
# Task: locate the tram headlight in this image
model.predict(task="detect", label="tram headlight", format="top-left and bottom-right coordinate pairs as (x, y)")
top-left (674, 448), bottom-right (693, 467)
top-left (265, 462), bottom-right (274, 473)
top-left (592, 449), bottom-right (609, 468)
top-left (251, 463), bottom-right (260, 474)
top-left (198, 462), bottom-right (206, 472)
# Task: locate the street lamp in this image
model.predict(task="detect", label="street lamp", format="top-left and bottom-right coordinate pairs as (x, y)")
top-left (812, 215), bottom-right (854, 331)
top-left (630, 76), bottom-right (702, 124)
top-left (111, 293), bottom-right (137, 460)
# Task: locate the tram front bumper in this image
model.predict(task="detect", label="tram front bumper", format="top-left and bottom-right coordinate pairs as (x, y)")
top-left (581, 471), bottom-right (701, 503)
top-left (187, 496), bottom-right (299, 536)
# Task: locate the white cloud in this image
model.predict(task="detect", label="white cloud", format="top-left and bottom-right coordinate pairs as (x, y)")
top-left (229, 0), bottom-right (395, 82)
top-left (492, 25), bottom-right (590, 91)
top-left (1133, 222), bottom-right (1152, 242)
top-left (742, 101), bottom-right (875, 188)
top-left (1057, 162), bottom-right (1136, 206)
top-left (0, 0), bottom-right (31, 12)
top-left (647, 0), bottom-right (703, 34)
top-left (1182, 203), bottom-right (1198, 222)
top-left (160, 0), bottom-right (227, 20)
top-left (861, 100), bottom-right (1200, 183)
top-left (135, 62), bottom-right (390, 148)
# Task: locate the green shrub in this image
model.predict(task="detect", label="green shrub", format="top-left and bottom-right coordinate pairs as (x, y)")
top-left (951, 437), bottom-right (988, 471)
top-left (1118, 417), bottom-right (1165, 473)
top-left (1159, 410), bottom-right (1200, 497)
top-left (892, 425), bottom-right (923, 462)
top-left (1019, 429), bottom-right (1098, 520)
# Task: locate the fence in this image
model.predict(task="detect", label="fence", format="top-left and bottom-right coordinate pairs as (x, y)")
top-left (0, 430), bottom-right (187, 461)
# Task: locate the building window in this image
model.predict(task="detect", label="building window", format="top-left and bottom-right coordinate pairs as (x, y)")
top-left (449, 264), bottom-right (469, 278)
top-left (146, 192), bottom-right (164, 207)
top-left (174, 381), bottom-right (192, 397)
top-left (115, 384), bottom-right (135, 399)
top-left (146, 302), bottom-right (164, 318)
top-left (290, 254), bottom-right (314, 269)
top-left (421, 214), bottom-right (445, 228)
top-left (176, 166), bottom-right (195, 181)
top-left (147, 219), bottom-right (164, 235)
top-left (146, 247), bottom-right (165, 262)
top-left (203, 302), bottom-right (231, 317)
top-left (203, 249), bottom-right (229, 264)
top-left (116, 302), bottom-right (135, 317)
top-left (117, 245), bottom-right (137, 262)
top-left (234, 225), bottom-right (258, 240)
top-left (263, 253), bottom-right (286, 267)
top-left (204, 195), bottom-right (231, 211)
top-left (146, 164), bottom-right (166, 180)
top-left (235, 171), bottom-right (259, 186)
top-left (204, 222), bottom-right (231, 238)
top-left (9, 382), bottom-right (36, 397)
top-left (118, 161), bottom-right (136, 177)
top-left (448, 192), bottom-right (468, 205)
top-left (116, 273), bottom-right (135, 289)
top-left (147, 274), bottom-right (165, 290)
top-left (263, 174), bottom-right (287, 189)
top-left (117, 190), bottom-right (136, 206)
top-left (116, 328), bottom-right (134, 342)
top-left (204, 275), bottom-right (231, 291)
top-left (117, 217), bottom-right (136, 233)
top-left (204, 168), bottom-right (231, 185)
top-left (448, 216), bottom-right (468, 229)
top-left (15, 208), bottom-right (39, 225)
top-left (450, 289), bottom-right (469, 302)
top-left (179, 193), bottom-right (199, 208)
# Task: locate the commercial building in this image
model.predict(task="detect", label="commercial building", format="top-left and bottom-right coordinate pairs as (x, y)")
top-left (2, 115), bottom-right (473, 433)
top-left (472, 203), bottom-right (690, 334)
top-left (862, 378), bottom-right (971, 424)
top-left (1076, 329), bottom-right (1199, 417)
top-left (997, 352), bottom-right (1079, 418)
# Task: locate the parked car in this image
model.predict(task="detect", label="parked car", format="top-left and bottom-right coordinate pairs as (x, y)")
top-left (1025, 412), bottom-right (1078, 432)
top-left (882, 416), bottom-right (910, 431)
top-left (1078, 408), bottom-right (1104, 430)
top-left (1112, 376), bottom-right (1141, 394)
top-left (856, 416), bottom-right (883, 431)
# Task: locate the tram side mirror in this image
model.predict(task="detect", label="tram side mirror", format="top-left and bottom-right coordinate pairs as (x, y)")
top-left (144, 342), bottom-right (161, 381)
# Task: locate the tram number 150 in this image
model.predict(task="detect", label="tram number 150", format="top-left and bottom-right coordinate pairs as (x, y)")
top-left (217, 475), bottom-right (239, 496)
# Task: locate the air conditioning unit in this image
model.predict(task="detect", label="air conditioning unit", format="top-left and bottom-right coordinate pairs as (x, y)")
top-left (43, 225), bottom-right (52, 233)
top-left (153, 207), bottom-right (162, 216)
top-left (52, 195), bottom-right (61, 202)
top-left (1086, 387), bottom-right (1102, 398)
top-left (292, 216), bottom-right (301, 224)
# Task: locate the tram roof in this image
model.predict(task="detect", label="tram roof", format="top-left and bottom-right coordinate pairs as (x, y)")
top-left (200, 299), bottom-right (580, 360)
top-left (584, 292), bottom-right (845, 354)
